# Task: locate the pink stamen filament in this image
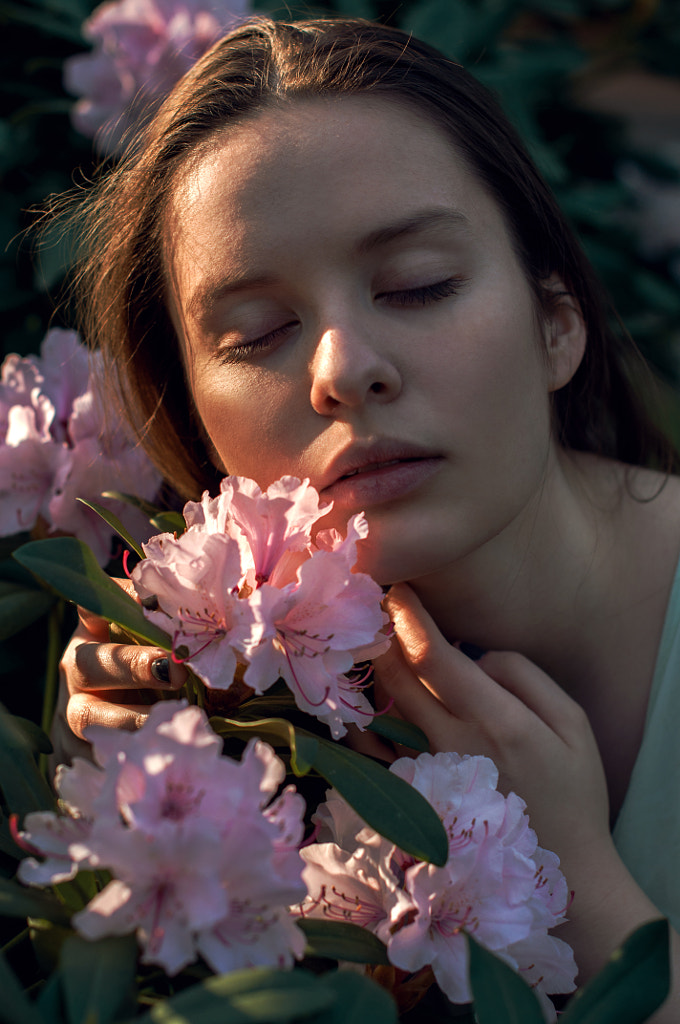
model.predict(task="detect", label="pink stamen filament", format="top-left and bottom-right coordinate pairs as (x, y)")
top-left (306, 884), bottom-right (385, 929)
top-left (435, 903), bottom-right (477, 937)
top-left (282, 643), bottom-right (331, 707)
top-left (9, 814), bottom-right (46, 856)
top-left (122, 549), bottom-right (132, 579)
top-left (298, 821), bottom-right (322, 849)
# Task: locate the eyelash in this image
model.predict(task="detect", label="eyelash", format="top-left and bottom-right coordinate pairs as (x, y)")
top-left (218, 321), bottom-right (297, 365)
top-left (378, 277), bottom-right (465, 306)
top-left (218, 277), bottom-right (464, 364)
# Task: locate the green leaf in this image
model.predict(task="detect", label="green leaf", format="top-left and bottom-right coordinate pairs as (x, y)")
top-left (297, 918), bottom-right (390, 964)
top-left (367, 714), bottom-right (429, 751)
top-left (13, 538), bottom-right (171, 649)
top-left (35, 972), bottom-right (66, 1024)
top-left (0, 946), bottom-right (47, 1024)
top-left (306, 970), bottom-right (398, 1024)
top-left (0, 579), bottom-right (55, 641)
top-left (0, 878), bottom-right (70, 926)
top-left (561, 919), bottom-right (670, 1024)
top-left (9, 717), bottom-right (52, 756)
top-left (75, 499), bottom-right (145, 560)
top-left (129, 968), bottom-right (337, 1024)
top-left (0, 704), bottom-right (55, 818)
top-left (149, 511), bottom-right (187, 537)
top-left (310, 733), bottom-right (448, 866)
top-left (210, 716), bottom-right (315, 775)
top-left (466, 933), bottom-right (545, 1024)
top-left (100, 492), bottom-right (187, 537)
top-left (100, 491), bottom-right (161, 518)
top-left (60, 933), bottom-right (137, 1024)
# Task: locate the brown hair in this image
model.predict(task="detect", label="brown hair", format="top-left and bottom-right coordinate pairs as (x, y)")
top-left (67, 16), bottom-right (676, 498)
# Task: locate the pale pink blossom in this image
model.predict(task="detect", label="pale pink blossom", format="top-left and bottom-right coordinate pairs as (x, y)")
top-left (132, 477), bottom-right (390, 737)
top-left (388, 753), bottom-right (576, 1017)
top-left (64, 0), bottom-right (251, 155)
top-left (296, 753), bottom-right (576, 1020)
top-left (17, 702), bottom-right (307, 976)
top-left (0, 329), bottom-right (161, 562)
top-left (245, 542), bottom-right (387, 737)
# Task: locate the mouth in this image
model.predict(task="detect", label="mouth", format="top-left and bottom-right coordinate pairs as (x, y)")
top-left (318, 441), bottom-right (444, 507)
top-left (338, 458), bottom-right (405, 480)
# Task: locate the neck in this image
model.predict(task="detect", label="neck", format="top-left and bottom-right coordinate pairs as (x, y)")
top-left (405, 449), bottom-right (627, 690)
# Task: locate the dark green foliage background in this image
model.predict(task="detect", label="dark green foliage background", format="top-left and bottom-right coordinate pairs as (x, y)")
top-left (2, 0), bottom-right (680, 379)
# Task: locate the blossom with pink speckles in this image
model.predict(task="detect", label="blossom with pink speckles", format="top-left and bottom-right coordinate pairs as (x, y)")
top-left (296, 752), bottom-right (577, 1021)
top-left (132, 476), bottom-right (390, 738)
top-left (0, 329), bottom-right (161, 563)
top-left (64, 0), bottom-right (252, 154)
top-left (17, 702), bottom-right (307, 976)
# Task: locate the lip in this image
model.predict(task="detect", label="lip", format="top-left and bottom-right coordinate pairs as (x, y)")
top-left (318, 440), bottom-right (444, 508)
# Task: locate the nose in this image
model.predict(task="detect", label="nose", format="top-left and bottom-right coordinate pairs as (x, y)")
top-left (309, 322), bottom-right (402, 416)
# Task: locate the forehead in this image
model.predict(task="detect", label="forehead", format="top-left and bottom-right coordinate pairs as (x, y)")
top-left (164, 94), bottom-right (515, 299)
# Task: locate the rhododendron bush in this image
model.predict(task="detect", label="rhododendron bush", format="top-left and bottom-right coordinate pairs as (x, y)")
top-left (2, 469), bottom-right (669, 1024)
top-left (0, 329), bottom-right (160, 564)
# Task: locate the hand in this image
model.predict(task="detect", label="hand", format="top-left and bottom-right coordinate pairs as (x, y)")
top-left (52, 578), bottom-right (186, 764)
top-left (373, 583), bottom-right (612, 876)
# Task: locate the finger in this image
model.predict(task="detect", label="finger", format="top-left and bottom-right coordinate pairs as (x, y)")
top-left (478, 650), bottom-right (590, 741)
top-left (76, 605), bottom-right (114, 641)
top-left (373, 634), bottom-right (459, 749)
top-left (384, 583), bottom-right (516, 720)
top-left (71, 643), bottom-right (186, 693)
top-left (66, 693), bottom-right (154, 739)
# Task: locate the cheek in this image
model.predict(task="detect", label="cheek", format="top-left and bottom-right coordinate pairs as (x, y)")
top-left (192, 367), bottom-right (305, 483)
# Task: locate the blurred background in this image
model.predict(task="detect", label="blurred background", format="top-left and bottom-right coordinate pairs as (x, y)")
top-left (1, 0), bottom-right (680, 403)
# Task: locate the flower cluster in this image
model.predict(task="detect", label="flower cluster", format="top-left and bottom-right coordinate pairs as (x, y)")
top-left (0, 329), bottom-right (160, 563)
top-left (17, 702), bottom-right (307, 975)
top-left (132, 475), bottom-right (390, 738)
top-left (298, 752), bottom-right (577, 1021)
top-left (64, 0), bottom-right (251, 154)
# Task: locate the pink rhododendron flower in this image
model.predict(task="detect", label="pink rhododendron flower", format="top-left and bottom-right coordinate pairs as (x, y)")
top-left (64, 0), bottom-right (251, 155)
top-left (132, 476), bottom-right (390, 738)
top-left (296, 753), bottom-right (577, 1021)
top-left (17, 702), bottom-right (307, 976)
top-left (0, 329), bottom-right (161, 563)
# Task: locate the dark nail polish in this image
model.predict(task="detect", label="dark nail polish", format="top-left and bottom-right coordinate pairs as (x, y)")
top-left (459, 641), bottom-right (486, 661)
top-left (151, 657), bottom-right (170, 683)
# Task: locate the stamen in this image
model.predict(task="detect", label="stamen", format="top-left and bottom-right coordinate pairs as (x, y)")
top-left (282, 644), bottom-right (331, 707)
top-left (122, 549), bottom-right (132, 579)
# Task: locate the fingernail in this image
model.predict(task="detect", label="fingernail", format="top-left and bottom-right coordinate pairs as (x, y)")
top-left (151, 657), bottom-right (170, 683)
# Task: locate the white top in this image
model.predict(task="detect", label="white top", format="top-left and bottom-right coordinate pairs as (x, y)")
top-left (613, 554), bottom-right (680, 930)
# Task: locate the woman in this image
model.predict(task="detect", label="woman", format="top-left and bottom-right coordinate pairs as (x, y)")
top-left (55, 17), bottom-right (680, 1012)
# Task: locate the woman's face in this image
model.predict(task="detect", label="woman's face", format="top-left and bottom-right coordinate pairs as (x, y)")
top-left (166, 96), bottom-right (579, 584)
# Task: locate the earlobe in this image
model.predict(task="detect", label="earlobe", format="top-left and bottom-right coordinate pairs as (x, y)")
top-left (543, 275), bottom-right (587, 393)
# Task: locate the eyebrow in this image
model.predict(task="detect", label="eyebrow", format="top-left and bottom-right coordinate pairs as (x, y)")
top-left (186, 208), bottom-right (470, 321)
top-left (355, 209), bottom-right (471, 254)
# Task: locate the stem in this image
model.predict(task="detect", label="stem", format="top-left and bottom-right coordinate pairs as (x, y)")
top-left (40, 599), bottom-right (64, 778)
top-left (1, 927), bottom-right (29, 955)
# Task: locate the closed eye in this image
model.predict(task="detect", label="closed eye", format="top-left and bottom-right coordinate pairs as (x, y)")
top-left (378, 277), bottom-right (466, 307)
top-left (217, 320), bottom-right (299, 365)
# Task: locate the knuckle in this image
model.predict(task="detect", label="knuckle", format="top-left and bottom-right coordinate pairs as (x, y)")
top-left (66, 693), bottom-right (96, 740)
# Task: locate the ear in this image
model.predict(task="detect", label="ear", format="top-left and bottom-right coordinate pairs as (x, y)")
top-left (542, 275), bottom-right (586, 392)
